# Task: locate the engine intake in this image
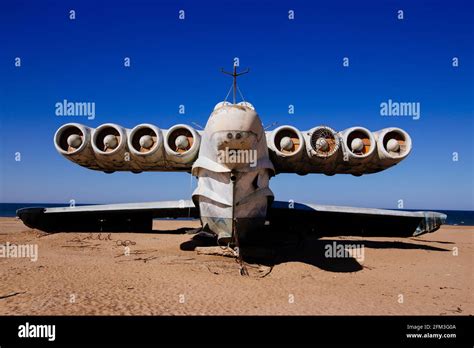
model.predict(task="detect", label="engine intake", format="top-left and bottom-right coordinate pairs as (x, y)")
top-left (341, 127), bottom-right (376, 160)
top-left (91, 123), bottom-right (129, 171)
top-left (376, 127), bottom-right (412, 161)
top-left (164, 124), bottom-right (200, 164)
top-left (308, 126), bottom-right (340, 158)
top-left (128, 124), bottom-right (164, 169)
top-left (128, 124), bottom-right (163, 154)
top-left (54, 123), bottom-right (98, 169)
top-left (55, 123), bottom-right (86, 154)
top-left (269, 125), bottom-right (304, 157)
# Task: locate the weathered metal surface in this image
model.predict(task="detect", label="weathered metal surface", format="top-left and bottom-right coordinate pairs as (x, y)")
top-left (16, 200), bottom-right (198, 232)
top-left (44, 92), bottom-right (444, 242)
top-left (54, 123), bottom-right (200, 173)
top-left (192, 104), bottom-right (274, 243)
top-left (55, 119), bottom-right (412, 177)
top-left (267, 125), bottom-right (412, 175)
top-left (268, 201), bottom-right (447, 237)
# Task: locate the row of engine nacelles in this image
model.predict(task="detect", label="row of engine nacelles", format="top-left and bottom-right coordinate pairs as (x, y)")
top-left (267, 125), bottom-right (412, 175)
top-left (54, 123), bottom-right (201, 172)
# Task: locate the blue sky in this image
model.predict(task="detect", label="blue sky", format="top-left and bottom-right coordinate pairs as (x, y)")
top-left (0, 0), bottom-right (473, 210)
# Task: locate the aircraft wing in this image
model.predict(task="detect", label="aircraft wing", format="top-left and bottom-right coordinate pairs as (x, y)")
top-left (16, 200), bottom-right (198, 232)
top-left (16, 199), bottom-right (446, 237)
top-left (268, 201), bottom-right (447, 237)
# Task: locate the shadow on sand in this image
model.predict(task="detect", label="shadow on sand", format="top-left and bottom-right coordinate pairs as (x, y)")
top-left (149, 227), bottom-right (194, 235)
top-left (179, 230), bottom-right (450, 273)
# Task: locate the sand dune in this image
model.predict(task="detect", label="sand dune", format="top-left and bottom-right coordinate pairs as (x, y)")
top-left (0, 217), bottom-right (472, 315)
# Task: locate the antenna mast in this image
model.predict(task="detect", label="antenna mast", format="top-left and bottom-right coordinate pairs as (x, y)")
top-left (221, 65), bottom-right (249, 104)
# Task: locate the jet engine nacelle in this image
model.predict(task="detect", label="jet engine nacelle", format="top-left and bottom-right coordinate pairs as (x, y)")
top-left (91, 123), bottom-right (132, 172)
top-left (374, 127), bottom-right (412, 165)
top-left (267, 125), bottom-right (305, 172)
top-left (54, 123), bottom-right (100, 170)
top-left (164, 124), bottom-right (201, 166)
top-left (128, 124), bottom-right (165, 171)
top-left (339, 126), bottom-right (377, 164)
top-left (304, 126), bottom-right (341, 174)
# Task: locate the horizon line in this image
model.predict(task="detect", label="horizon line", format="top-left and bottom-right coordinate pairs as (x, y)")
top-left (1, 202), bottom-right (472, 212)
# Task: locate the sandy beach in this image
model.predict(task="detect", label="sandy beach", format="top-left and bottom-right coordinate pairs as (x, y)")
top-left (0, 217), bottom-right (472, 315)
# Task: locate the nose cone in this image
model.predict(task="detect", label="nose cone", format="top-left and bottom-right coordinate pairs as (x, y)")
top-left (139, 135), bottom-right (154, 149)
top-left (175, 135), bottom-right (190, 150)
top-left (103, 134), bottom-right (118, 150)
top-left (386, 138), bottom-right (400, 152)
top-left (67, 134), bottom-right (82, 148)
top-left (280, 136), bottom-right (294, 151)
top-left (316, 137), bottom-right (329, 152)
top-left (207, 105), bottom-right (264, 137)
top-left (191, 103), bottom-right (275, 175)
top-left (351, 138), bottom-right (364, 152)
top-left (206, 105), bottom-right (264, 151)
